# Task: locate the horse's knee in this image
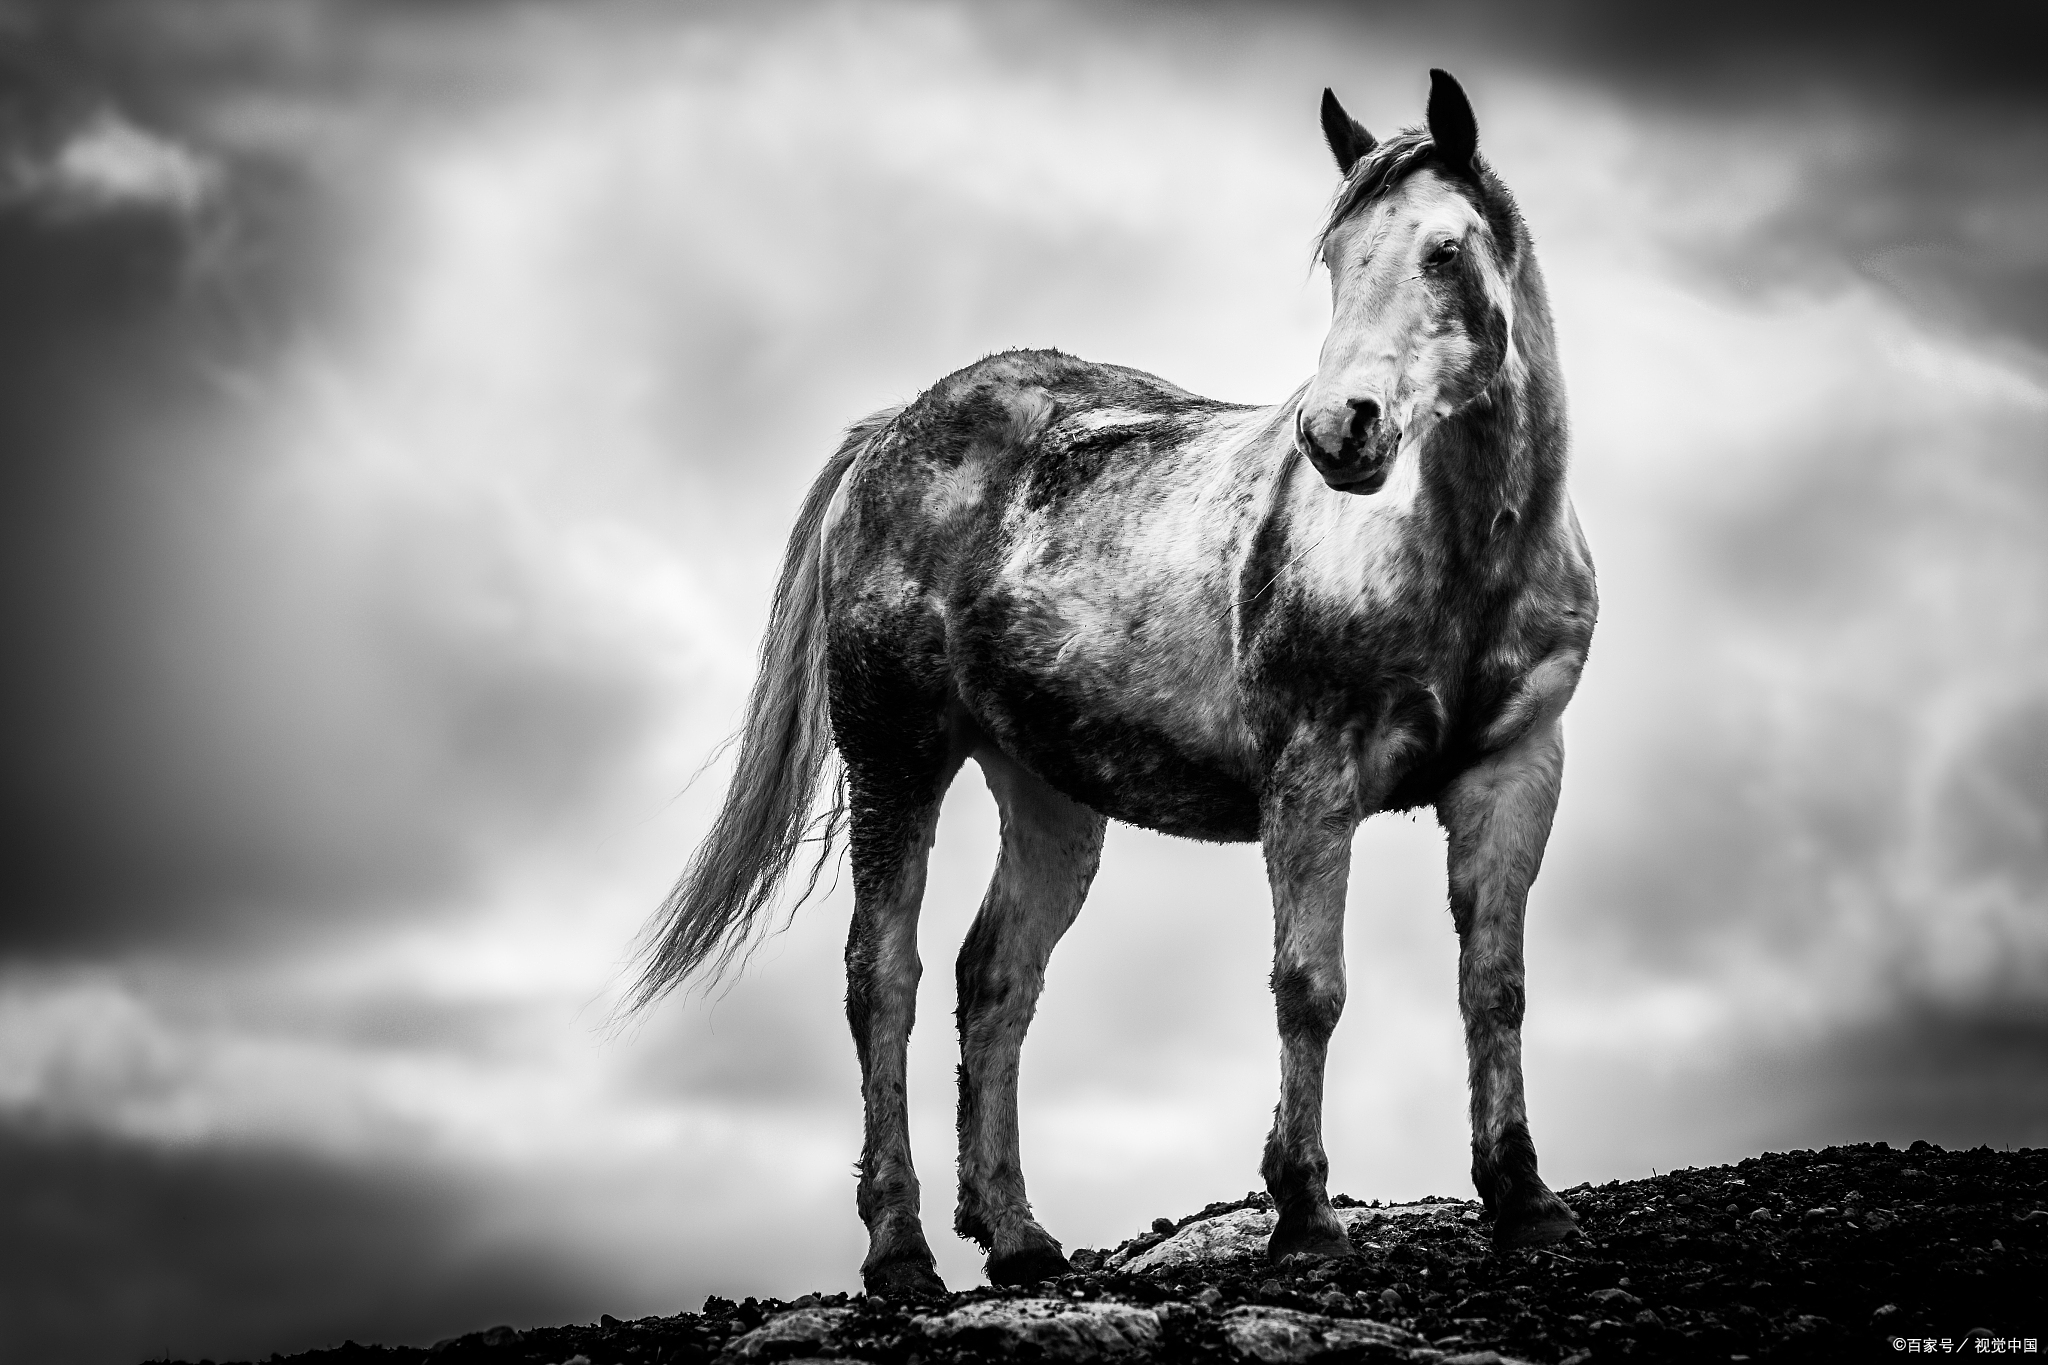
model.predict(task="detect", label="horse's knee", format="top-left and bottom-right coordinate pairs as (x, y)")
top-left (1459, 965), bottom-right (1526, 1032)
top-left (1272, 962), bottom-right (1345, 1040)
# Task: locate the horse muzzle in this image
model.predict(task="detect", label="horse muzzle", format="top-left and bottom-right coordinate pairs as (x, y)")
top-left (1296, 402), bottom-right (1402, 495)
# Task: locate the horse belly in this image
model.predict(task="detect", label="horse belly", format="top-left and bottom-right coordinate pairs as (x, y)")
top-left (952, 485), bottom-right (1263, 842)
top-left (959, 665), bottom-right (1262, 842)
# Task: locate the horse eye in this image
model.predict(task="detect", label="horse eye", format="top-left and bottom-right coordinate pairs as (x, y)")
top-left (1425, 240), bottom-right (1461, 269)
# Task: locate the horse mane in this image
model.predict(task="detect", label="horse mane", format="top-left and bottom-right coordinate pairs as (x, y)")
top-left (1314, 127), bottom-right (1525, 268)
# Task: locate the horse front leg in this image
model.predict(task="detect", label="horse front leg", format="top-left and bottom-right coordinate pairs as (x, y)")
top-left (1258, 761), bottom-right (1356, 1263)
top-left (1437, 712), bottom-right (1579, 1248)
top-left (953, 749), bottom-right (1106, 1286)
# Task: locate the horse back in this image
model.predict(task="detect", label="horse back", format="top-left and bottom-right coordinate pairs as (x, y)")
top-left (822, 349), bottom-right (1284, 841)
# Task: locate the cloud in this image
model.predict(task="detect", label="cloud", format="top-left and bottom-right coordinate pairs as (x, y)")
top-left (1534, 998), bottom-right (2048, 1182)
top-left (1642, 106), bottom-right (2048, 350)
top-left (0, 56), bottom-right (720, 954)
top-left (0, 2), bottom-right (2045, 1354)
top-left (0, 107), bottom-right (217, 218)
top-left (0, 1119), bottom-right (609, 1365)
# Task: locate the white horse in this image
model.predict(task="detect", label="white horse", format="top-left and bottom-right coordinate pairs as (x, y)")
top-left (636, 69), bottom-right (1595, 1296)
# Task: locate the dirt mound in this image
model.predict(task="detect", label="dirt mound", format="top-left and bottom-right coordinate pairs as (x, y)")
top-left (197, 1140), bottom-right (2047, 1364)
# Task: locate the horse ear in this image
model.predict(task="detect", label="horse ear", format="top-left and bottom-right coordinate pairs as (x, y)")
top-left (1426, 68), bottom-right (1478, 176)
top-left (1320, 88), bottom-right (1377, 176)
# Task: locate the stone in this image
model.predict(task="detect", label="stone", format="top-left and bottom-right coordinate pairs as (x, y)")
top-left (915, 1298), bottom-right (1161, 1360)
top-left (1587, 1288), bottom-right (1640, 1310)
top-left (1217, 1306), bottom-right (1422, 1362)
top-left (716, 1307), bottom-right (853, 1362)
top-left (1111, 1203), bottom-right (1455, 1274)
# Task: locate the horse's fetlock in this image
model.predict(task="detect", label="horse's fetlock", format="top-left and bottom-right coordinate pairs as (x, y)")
top-left (1261, 1143), bottom-right (1329, 1210)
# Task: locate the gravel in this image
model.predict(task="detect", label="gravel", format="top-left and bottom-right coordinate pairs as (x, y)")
top-left (167, 1140), bottom-right (2048, 1364)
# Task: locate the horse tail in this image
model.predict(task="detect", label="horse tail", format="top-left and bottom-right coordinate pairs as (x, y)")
top-left (628, 408), bottom-right (895, 1009)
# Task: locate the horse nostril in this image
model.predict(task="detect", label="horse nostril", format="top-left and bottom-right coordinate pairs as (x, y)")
top-left (1346, 397), bottom-right (1382, 438)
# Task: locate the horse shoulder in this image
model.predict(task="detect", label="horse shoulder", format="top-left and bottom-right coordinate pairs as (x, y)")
top-left (1470, 500), bottom-right (1599, 754)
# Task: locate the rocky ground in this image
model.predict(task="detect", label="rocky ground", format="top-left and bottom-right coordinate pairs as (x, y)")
top-left (201, 1141), bottom-right (2044, 1365)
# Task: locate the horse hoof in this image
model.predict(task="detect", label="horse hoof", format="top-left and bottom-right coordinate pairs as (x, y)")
top-left (987, 1241), bottom-right (1070, 1286)
top-left (1495, 1201), bottom-right (1579, 1249)
top-left (863, 1258), bottom-right (950, 1300)
top-left (1267, 1214), bottom-right (1354, 1263)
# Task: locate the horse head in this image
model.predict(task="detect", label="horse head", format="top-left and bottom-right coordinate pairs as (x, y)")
top-left (1298, 70), bottom-right (1523, 496)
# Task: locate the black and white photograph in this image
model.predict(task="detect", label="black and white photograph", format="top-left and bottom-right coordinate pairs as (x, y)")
top-left (1, 3), bottom-right (2044, 1362)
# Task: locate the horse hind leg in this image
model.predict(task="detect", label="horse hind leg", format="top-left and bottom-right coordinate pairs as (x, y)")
top-left (844, 739), bottom-right (969, 1298)
top-left (953, 747), bottom-right (1106, 1286)
top-left (1437, 712), bottom-right (1578, 1248)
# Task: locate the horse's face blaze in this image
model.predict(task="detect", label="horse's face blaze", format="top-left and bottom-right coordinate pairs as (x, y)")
top-left (1302, 168), bottom-right (1515, 495)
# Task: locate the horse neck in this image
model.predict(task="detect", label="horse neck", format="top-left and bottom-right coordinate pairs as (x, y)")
top-left (1417, 264), bottom-right (1568, 579)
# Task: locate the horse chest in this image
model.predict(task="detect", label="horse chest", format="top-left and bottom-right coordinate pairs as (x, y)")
top-left (1240, 568), bottom-right (1568, 788)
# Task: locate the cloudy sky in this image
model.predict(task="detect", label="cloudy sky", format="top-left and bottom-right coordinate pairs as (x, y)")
top-left (1, 1), bottom-right (2044, 1361)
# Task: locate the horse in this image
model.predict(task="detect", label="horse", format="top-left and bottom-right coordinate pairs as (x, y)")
top-left (633, 69), bottom-right (1597, 1297)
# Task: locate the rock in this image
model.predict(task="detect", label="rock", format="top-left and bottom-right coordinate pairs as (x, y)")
top-left (1587, 1288), bottom-right (1640, 1310)
top-left (1196, 1287), bottom-right (1224, 1309)
top-left (716, 1307), bottom-right (852, 1362)
top-left (479, 1326), bottom-right (517, 1347)
top-left (1111, 1203), bottom-right (1450, 1274)
top-left (1217, 1306), bottom-right (1422, 1362)
top-left (1152, 1217), bottom-right (1177, 1234)
top-left (1378, 1289), bottom-right (1403, 1312)
top-left (916, 1298), bottom-right (1161, 1359)
top-left (1748, 1207), bottom-right (1776, 1223)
